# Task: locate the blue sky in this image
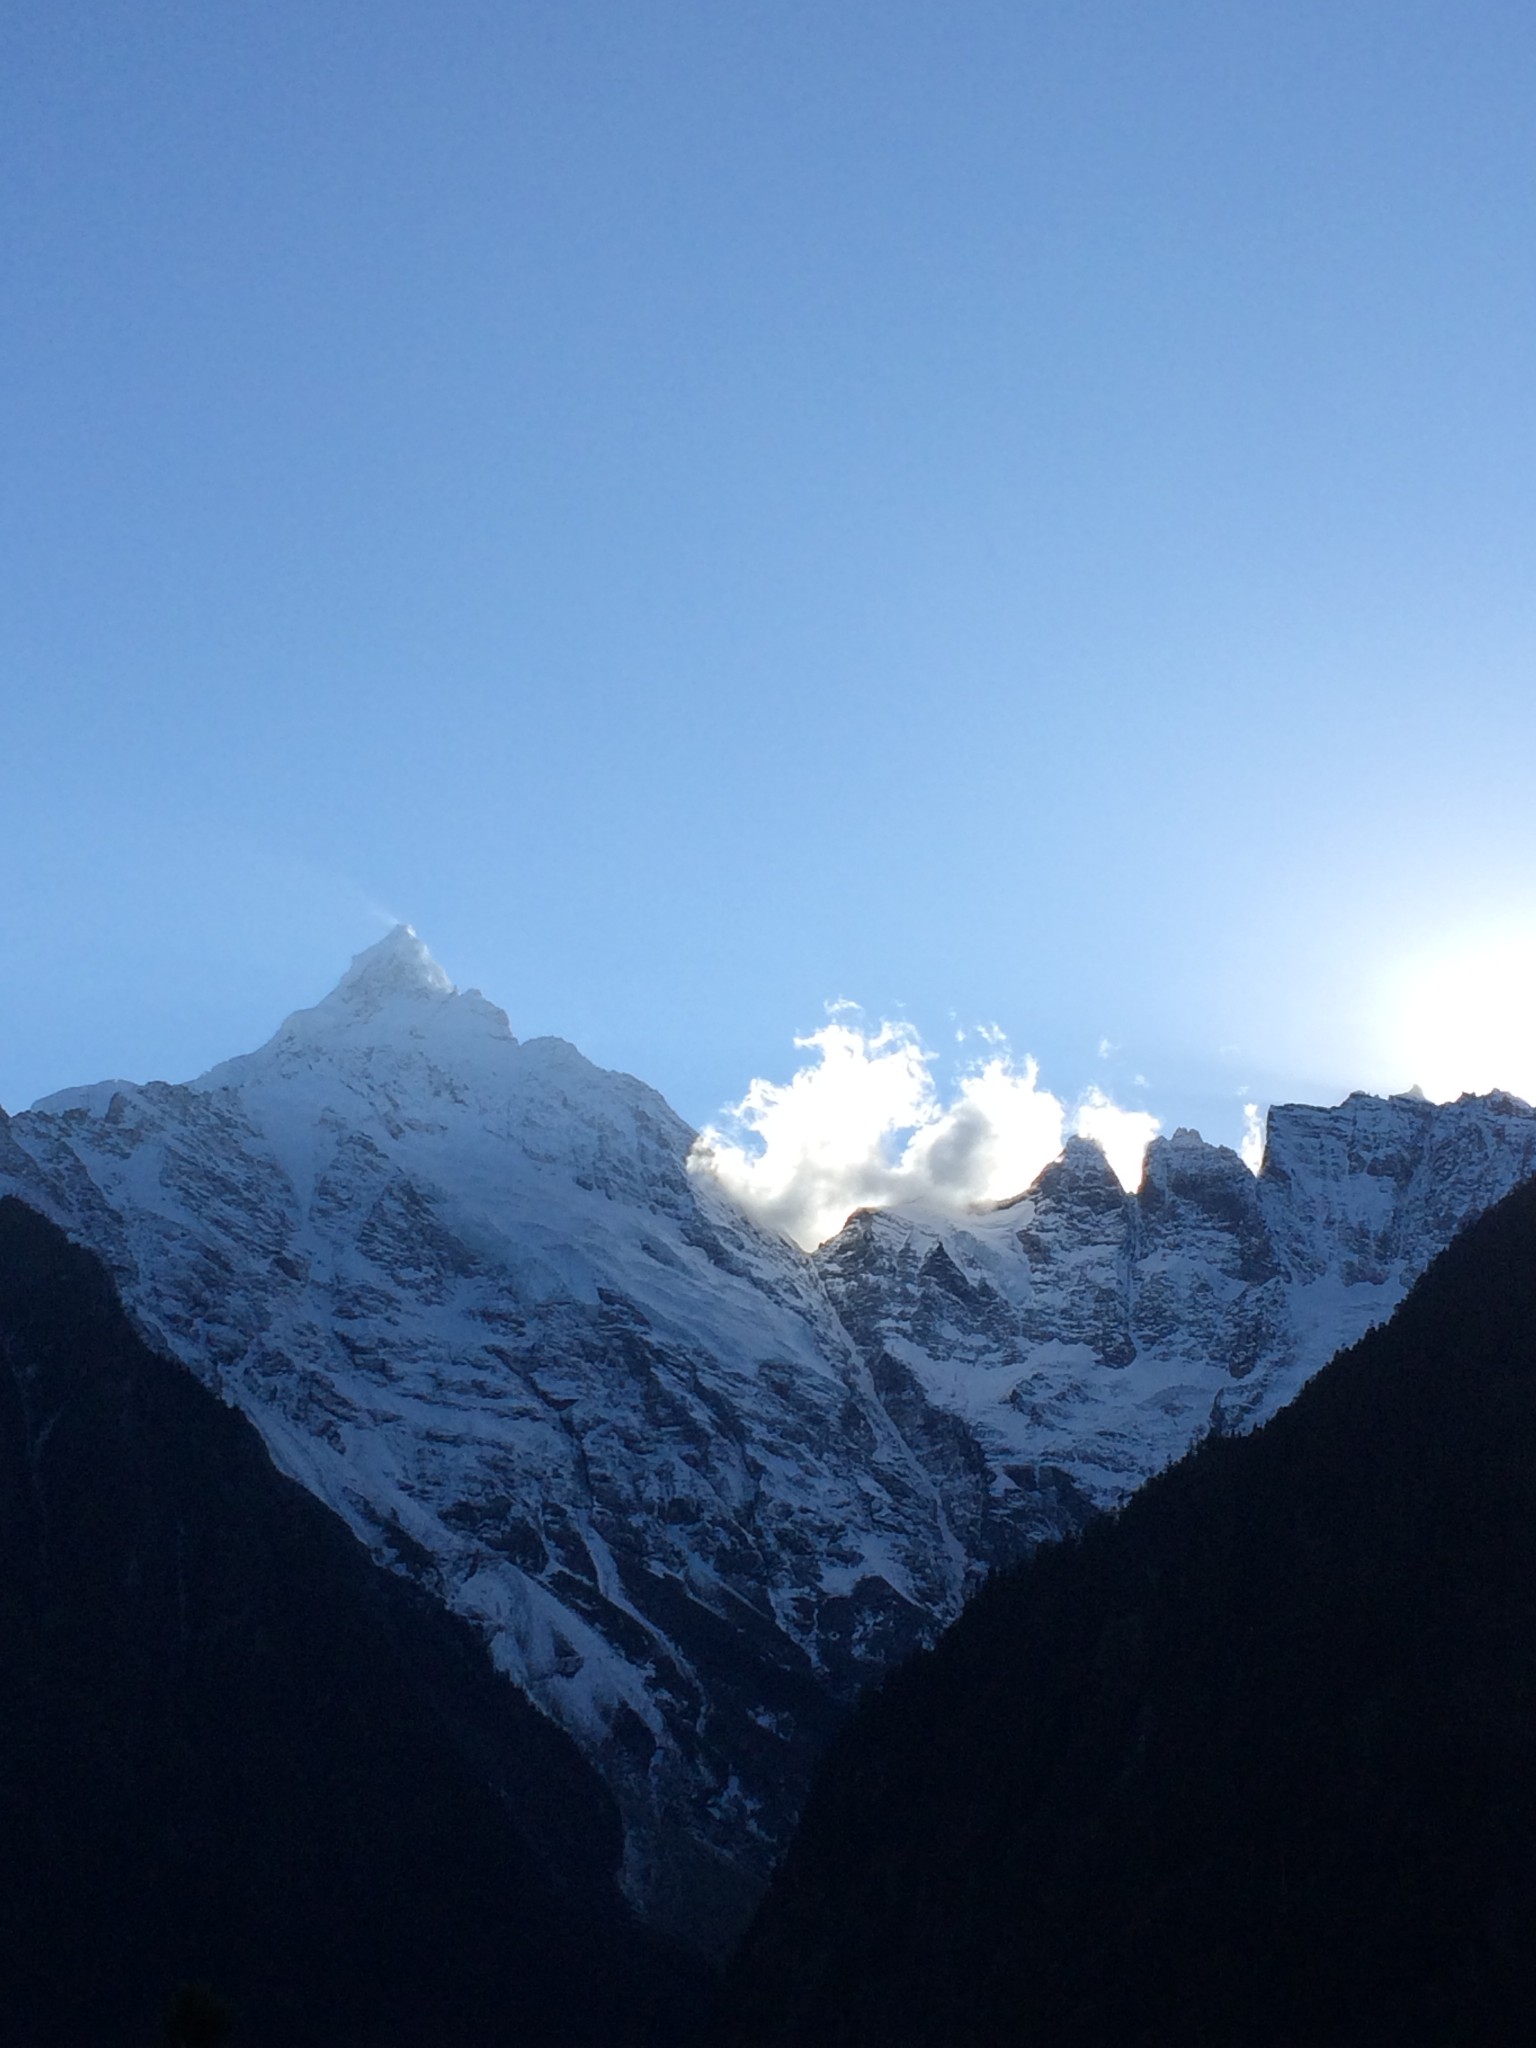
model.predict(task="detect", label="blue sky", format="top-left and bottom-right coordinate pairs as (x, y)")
top-left (6, 0), bottom-right (1536, 1169)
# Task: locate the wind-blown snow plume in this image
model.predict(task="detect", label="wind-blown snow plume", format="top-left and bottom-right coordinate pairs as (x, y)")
top-left (690, 1010), bottom-right (1160, 1249)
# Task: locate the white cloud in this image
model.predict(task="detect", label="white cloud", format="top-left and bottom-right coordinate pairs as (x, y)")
top-left (689, 1010), bottom-right (1158, 1249)
top-left (1071, 1086), bottom-right (1160, 1193)
top-left (687, 1017), bottom-right (939, 1250)
top-left (905, 1054), bottom-right (1066, 1203)
top-left (1240, 1101), bottom-right (1267, 1174)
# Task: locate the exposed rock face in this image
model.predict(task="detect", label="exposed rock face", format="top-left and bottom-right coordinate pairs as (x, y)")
top-left (5, 930), bottom-right (1535, 1949)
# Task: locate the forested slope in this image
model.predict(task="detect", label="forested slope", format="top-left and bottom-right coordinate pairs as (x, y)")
top-left (0, 1198), bottom-right (704, 2046)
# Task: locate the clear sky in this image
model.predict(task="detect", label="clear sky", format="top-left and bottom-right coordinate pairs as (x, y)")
top-left (6, 0), bottom-right (1536, 1184)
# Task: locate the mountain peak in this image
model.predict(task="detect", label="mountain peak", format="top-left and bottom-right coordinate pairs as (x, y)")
top-left (189, 926), bottom-right (515, 1093)
top-left (333, 925), bottom-right (455, 1009)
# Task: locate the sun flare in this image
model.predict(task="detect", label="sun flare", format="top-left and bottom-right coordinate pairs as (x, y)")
top-left (1379, 926), bottom-right (1536, 1105)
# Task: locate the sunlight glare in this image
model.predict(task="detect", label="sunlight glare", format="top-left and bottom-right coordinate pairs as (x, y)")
top-left (1379, 927), bottom-right (1536, 1105)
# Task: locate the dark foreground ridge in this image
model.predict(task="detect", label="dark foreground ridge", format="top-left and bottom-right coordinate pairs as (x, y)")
top-left (717, 1178), bottom-right (1536, 2046)
top-left (0, 1198), bottom-right (707, 2047)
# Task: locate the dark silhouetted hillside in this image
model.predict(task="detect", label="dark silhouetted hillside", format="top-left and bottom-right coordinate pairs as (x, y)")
top-left (0, 1197), bottom-right (705, 2046)
top-left (717, 1177), bottom-right (1536, 2046)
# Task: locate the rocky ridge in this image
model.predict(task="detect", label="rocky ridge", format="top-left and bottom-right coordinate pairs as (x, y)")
top-left (4, 929), bottom-right (1534, 1947)
top-left (815, 1089), bottom-right (1536, 1550)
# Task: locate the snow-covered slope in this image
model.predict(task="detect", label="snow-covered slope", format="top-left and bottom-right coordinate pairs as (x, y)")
top-left (5, 930), bottom-right (1535, 1946)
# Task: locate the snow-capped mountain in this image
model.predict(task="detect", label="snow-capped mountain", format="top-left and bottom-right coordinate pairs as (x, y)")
top-left (4, 928), bottom-right (1534, 1948)
top-left (0, 930), bottom-right (967, 1948)
top-left (816, 1089), bottom-right (1536, 1545)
